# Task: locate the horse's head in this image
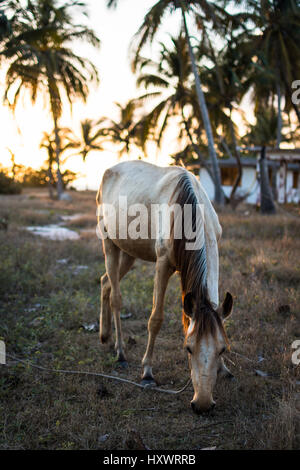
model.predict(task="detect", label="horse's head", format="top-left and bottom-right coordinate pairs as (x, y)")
top-left (183, 291), bottom-right (233, 414)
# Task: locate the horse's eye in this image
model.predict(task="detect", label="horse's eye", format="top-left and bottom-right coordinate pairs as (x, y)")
top-left (219, 347), bottom-right (226, 356)
top-left (186, 346), bottom-right (192, 355)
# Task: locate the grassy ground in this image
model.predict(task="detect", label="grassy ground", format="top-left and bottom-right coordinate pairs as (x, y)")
top-left (0, 188), bottom-right (299, 450)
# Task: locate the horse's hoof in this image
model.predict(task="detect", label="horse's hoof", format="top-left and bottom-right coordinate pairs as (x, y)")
top-left (116, 360), bottom-right (128, 369)
top-left (226, 372), bottom-right (236, 381)
top-left (141, 378), bottom-right (157, 388)
top-left (100, 334), bottom-right (111, 344)
top-left (228, 375), bottom-right (237, 382)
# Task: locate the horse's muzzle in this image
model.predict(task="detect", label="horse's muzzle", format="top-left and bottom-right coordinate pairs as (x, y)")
top-left (191, 400), bottom-right (216, 414)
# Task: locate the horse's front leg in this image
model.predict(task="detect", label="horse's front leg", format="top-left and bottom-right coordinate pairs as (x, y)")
top-left (141, 256), bottom-right (174, 386)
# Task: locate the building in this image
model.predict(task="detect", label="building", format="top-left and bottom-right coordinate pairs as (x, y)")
top-left (193, 149), bottom-right (300, 205)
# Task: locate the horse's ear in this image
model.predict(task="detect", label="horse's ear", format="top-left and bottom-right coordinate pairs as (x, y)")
top-left (221, 292), bottom-right (233, 320)
top-left (183, 292), bottom-right (194, 317)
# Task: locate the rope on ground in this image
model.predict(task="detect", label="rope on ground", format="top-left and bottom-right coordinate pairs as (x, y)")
top-left (5, 353), bottom-right (192, 396)
top-left (228, 350), bottom-right (257, 363)
top-left (5, 349), bottom-right (276, 391)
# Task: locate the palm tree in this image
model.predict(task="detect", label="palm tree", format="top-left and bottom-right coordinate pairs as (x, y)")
top-left (180, 4), bottom-right (224, 204)
top-left (198, 37), bottom-right (249, 204)
top-left (243, 109), bottom-right (284, 149)
top-left (135, 33), bottom-right (195, 147)
top-left (107, 0), bottom-right (228, 205)
top-left (0, 2), bottom-right (12, 41)
top-left (259, 146), bottom-right (276, 214)
top-left (5, 147), bottom-right (16, 178)
top-left (2, 0), bottom-right (100, 199)
top-left (100, 100), bottom-right (146, 159)
top-left (71, 118), bottom-right (104, 190)
top-left (134, 32), bottom-right (221, 187)
top-left (40, 127), bottom-right (79, 198)
top-left (241, 110), bottom-right (280, 214)
top-left (241, 0), bottom-right (300, 139)
top-left (77, 119), bottom-right (104, 162)
top-left (40, 131), bottom-right (55, 198)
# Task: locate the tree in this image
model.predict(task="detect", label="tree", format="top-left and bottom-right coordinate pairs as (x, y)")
top-left (199, 37), bottom-right (249, 205)
top-left (259, 146), bottom-right (276, 214)
top-left (77, 119), bottom-right (104, 162)
top-left (243, 109), bottom-right (285, 149)
top-left (135, 33), bottom-right (195, 148)
top-left (66, 118), bottom-right (104, 190)
top-left (40, 131), bottom-right (56, 198)
top-left (1, 0), bottom-right (100, 199)
top-left (0, 169), bottom-right (21, 194)
top-left (180, 4), bottom-right (224, 204)
top-left (241, 0), bottom-right (300, 137)
top-left (107, 0), bottom-right (228, 205)
top-left (6, 146), bottom-right (16, 178)
top-left (0, 1), bottom-right (12, 41)
top-left (135, 31), bottom-right (222, 190)
top-left (40, 127), bottom-right (78, 197)
top-left (100, 101), bottom-right (146, 159)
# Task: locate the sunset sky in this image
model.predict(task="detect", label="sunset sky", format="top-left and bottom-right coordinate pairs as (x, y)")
top-left (0, 0), bottom-right (252, 190)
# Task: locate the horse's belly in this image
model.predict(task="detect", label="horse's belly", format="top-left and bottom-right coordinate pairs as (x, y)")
top-left (110, 237), bottom-right (157, 262)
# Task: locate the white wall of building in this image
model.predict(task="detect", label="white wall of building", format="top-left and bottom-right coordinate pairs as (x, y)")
top-left (199, 168), bottom-right (215, 200)
top-left (199, 166), bottom-right (299, 205)
top-left (199, 167), bottom-right (259, 205)
top-left (284, 170), bottom-right (300, 203)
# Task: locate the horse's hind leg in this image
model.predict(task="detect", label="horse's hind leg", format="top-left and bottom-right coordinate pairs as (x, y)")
top-left (141, 256), bottom-right (174, 386)
top-left (100, 272), bottom-right (112, 344)
top-left (100, 252), bottom-right (134, 344)
top-left (101, 238), bottom-right (135, 366)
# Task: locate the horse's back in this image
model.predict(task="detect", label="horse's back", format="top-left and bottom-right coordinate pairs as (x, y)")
top-left (99, 161), bottom-right (183, 206)
top-left (97, 161), bottom-right (184, 261)
top-left (97, 161), bottom-right (221, 264)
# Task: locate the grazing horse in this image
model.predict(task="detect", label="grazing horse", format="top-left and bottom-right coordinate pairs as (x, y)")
top-left (96, 161), bottom-right (233, 413)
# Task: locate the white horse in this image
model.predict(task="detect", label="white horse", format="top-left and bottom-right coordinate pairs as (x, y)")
top-left (97, 160), bottom-right (233, 413)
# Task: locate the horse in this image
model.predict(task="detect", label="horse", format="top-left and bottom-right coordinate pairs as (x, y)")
top-left (96, 160), bottom-right (234, 413)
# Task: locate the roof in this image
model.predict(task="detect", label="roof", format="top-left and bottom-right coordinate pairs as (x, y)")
top-left (237, 147), bottom-right (300, 155)
top-left (237, 147), bottom-right (300, 161)
top-left (187, 157), bottom-right (300, 171)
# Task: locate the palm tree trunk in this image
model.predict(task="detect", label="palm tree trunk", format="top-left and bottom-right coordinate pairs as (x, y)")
top-left (181, 109), bottom-right (215, 182)
top-left (9, 149), bottom-right (16, 179)
top-left (228, 107), bottom-right (242, 206)
top-left (259, 146), bottom-right (276, 214)
top-left (181, 4), bottom-right (224, 206)
top-left (47, 70), bottom-right (64, 199)
top-left (47, 166), bottom-right (54, 199)
top-left (276, 76), bottom-right (282, 148)
top-left (53, 118), bottom-right (64, 199)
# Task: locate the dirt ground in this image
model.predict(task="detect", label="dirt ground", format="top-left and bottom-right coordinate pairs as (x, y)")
top-left (0, 188), bottom-right (299, 449)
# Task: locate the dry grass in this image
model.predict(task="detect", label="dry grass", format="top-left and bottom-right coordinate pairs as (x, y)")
top-left (0, 189), bottom-right (299, 450)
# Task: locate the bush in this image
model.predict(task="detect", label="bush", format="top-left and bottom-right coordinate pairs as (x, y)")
top-left (20, 166), bottom-right (77, 189)
top-left (0, 171), bottom-right (22, 194)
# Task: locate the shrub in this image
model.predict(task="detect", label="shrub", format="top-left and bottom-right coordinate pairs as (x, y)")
top-left (0, 171), bottom-right (22, 194)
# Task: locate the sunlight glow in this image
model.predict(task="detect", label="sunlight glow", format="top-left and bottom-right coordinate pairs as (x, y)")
top-left (0, 1), bottom-right (252, 190)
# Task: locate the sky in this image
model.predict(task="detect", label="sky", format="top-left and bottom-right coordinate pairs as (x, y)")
top-left (0, 0), bottom-right (253, 190)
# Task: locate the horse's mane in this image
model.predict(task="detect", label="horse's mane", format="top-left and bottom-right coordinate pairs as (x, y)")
top-left (171, 171), bottom-right (226, 341)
